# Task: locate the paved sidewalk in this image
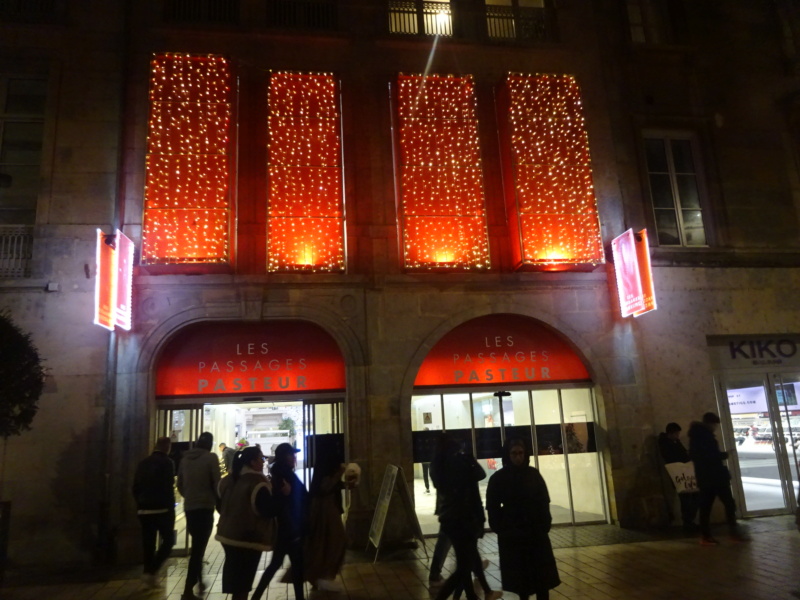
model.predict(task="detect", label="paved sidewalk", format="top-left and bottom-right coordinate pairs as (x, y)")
top-left (2, 516), bottom-right (799, 600)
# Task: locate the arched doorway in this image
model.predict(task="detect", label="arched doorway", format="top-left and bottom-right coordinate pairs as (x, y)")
top-left (153, 319), bottom-right (347, 551)
top-left (410, 313), bottom-right (608, 534)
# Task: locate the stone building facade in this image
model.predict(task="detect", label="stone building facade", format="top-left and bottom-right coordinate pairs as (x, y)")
top-left (0, 0), bottom-right (799, 568)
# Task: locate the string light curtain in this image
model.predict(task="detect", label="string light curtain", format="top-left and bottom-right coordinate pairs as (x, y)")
top-left (501, 73), bottom-right (604, 269)
top-left (266, 72), bottom-right (345, 272)
top-left (142, 53), bottom-right (234, 264)
top-left (396, 74), bottom-right (490, 270)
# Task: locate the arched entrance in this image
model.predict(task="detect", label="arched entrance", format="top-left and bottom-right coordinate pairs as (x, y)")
top-left (153, 319), bottom-right (347, 551)
top-left (410, 313), bottom-right (608, 534)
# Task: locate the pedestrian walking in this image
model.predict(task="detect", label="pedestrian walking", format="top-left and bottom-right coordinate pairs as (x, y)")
top-left (219, 442), bottom-right (236, 474)
top-left (215, 446), bottom-right (285, 600)
top-left (132, 436), bottom-right (175, 589)
top-left (304, 453), bottom-right (349, 591)
top-left (486, 438), bottom-right (560, 600)
top-left (177, 431), bottom-right (221, 600)
top-left (252, 443), bottom-right (309, 600)
top-left (688, 412), bottom-right (746, 545)
top-left (430, 433), bottom-right (498, 600)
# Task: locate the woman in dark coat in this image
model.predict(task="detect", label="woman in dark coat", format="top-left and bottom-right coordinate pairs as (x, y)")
top-left (486, 438), bottom-right (560, 600)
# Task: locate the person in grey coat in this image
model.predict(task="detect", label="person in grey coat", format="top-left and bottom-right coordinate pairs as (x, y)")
top-left (177, 432), bottom-right (221, 600)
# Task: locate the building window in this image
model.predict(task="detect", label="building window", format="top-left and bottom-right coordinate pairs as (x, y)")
top-left (395, 74), bottom-right (490, 270)
top-left (485, 0), bottom-right (551, 42)
top-left (0, 77), bottom-right (46, 226)
top-left (163, 0), bottom-right (240, 25)
top-left (266, 72), bottom-right (345, 272)
top-left (643, 136), bottom-right (707, 246)
top-left (0, 0), bottom-right (66, 23)
top-left (389, 0), bottom-right (453, 36)
top-left (497, 73), bottom-right (604, 270)
top-left (142, 54), bottom-right (234, 265)
top-left (266, 0), bottom-right (338, 30)
top-left (625, 0), bottom-right (688, 44)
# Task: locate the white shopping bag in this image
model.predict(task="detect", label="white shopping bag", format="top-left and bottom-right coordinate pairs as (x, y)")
top-left (664, 461), bottom-right (698, 493)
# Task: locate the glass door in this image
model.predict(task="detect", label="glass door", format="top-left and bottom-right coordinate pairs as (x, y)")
top-left (770, 373), bottom-right (800, 512)
top-left (718, 373), bottom-right (794, 515)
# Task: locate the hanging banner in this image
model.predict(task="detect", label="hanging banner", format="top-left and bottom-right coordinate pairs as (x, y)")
top-left (611, 228), bottom-right (656, 317)
top-left (94, 229), bottom-right (134, 331)
top-left (155, 320), bottom-right (346, 398)
top-left (414, 313), bottom-right (590, 388)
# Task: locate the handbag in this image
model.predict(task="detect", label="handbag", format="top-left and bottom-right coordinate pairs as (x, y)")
top-left (664, 461), bottom-right (698, 494)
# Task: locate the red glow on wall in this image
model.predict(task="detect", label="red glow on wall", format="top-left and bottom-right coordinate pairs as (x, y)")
top-left (155, 320), bottom-right (346, 398)
top-left (501, 74), bottom-right (604, 269)
top-left (396, 74), bottom-right (490, 270)
top-left (414, 314), bottom-right (590, 387)
top-left (267, 72), bottom-right (345, 272)
top-left (142, 53), bottom-right (233, 264)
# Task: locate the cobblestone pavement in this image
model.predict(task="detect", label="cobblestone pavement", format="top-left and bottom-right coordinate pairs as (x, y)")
top-left (3, 516), bottom-right (799, 600)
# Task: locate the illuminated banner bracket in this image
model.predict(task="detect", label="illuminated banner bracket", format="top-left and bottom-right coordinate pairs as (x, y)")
top-left (94, 229), bottom-right (134, 331)
top-left (610, 228), bottom-right (656, 318)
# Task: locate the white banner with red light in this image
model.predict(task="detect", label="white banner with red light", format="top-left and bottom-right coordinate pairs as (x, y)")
top-left (611, 228), bottom-right (656, 318)
top-left (94, 229), bottom-right (134, 331)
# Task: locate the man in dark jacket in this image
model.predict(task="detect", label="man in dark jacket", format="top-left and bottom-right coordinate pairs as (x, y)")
top-left (658, 422), bottom-right (699, 532)
top-left (688, 412), bottom-right (745, 545)
top-left (132, 436), bottom-right (175, 588)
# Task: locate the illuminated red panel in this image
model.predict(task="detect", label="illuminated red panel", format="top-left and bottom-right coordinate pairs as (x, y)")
top-left (503, 74), bottom-right (604, 269)
top-left (142, 54), bottom-right (233, 264)
top-left (397, 74), bottom-right (490, 270)
top-left (267, 72), bottom-right (344, 272)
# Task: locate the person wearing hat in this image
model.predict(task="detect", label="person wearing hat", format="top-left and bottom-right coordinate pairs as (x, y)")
top-left (688, 412), bottom-right (746, 545)
top-left (658, 422), bottom-right (699, 533)
top-left (252, 443), bottom-right (309, 600)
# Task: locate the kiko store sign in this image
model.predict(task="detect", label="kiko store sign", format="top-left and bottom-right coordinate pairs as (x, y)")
top-left (156, 320), bottom-right (345, 398)
top-left (707, 334), bottom-right (800, 370)
top-left (414, 314), bottom-right (590, 388)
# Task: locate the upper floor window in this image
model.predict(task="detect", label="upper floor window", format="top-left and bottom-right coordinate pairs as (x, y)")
top-left (389, 0), bottom-right (453, 36)
top-left (163, 0), bottom-right (240, 25)
top-left (626, 0), bottom-right (688, 44)
top-left (0, 76), bottom-right (47, 226)
top-left (0, 0), bottom-right (66, 23)
top-left (485, 0), bottom-right (551, 42)
top-left (643, 135), bottom-right (707, 246)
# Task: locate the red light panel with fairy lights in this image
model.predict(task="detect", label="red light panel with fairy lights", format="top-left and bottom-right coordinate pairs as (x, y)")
top-left (501, 74), bottom-right (604, 270)
top-left (142, 53), bottom-right (233, 264)
top-left (267, 72), bottom-right (345, 272)
top-left (396, 74), bottom-right (490, 270)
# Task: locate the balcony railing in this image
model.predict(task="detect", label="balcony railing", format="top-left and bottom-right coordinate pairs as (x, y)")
top-left (0, 0), bottom-right (66, 23)
top-left (0, 225), bottom-right (33, 279)
top-left (388, 0), bottom-right (453, 37)
top-left (486, 5), bottom-right (552, 42)
top-left (163, 0), bottom-right (240, 25)
top-left (267, 0), bottom-right (337, 30)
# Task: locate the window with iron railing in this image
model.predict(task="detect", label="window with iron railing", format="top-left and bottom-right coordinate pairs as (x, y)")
top-left (485, 0), bottom-right (551, 42)
top-left (163, 0), bottom-right (240, 25)
top-left (0, 0), bottom-right (66, 23)
top-left (0, 225), bottom-right (33, 278)
top-left (266, 0), bottom-right (338, 30)
top-left (388, 0), bottom-right (453, 36)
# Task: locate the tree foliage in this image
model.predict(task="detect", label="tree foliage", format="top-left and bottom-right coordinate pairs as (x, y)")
top-left (0, 311), bottom-right (46, 439)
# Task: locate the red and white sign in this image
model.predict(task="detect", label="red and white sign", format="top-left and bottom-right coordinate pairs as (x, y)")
top-left (155, 320), bottom-right (346, 398)
top-left (94, 229), bottom-right (134, 331)
top-left (414, 313), bottom-right (590, 388)
top-left (611, 228), bottom-right (656, 318)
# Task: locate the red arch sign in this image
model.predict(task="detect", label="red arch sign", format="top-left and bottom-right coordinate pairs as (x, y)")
top-left (155, 320), bottom-right (346, 398)
top-left (414, 314), bottom-right (590, 387)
